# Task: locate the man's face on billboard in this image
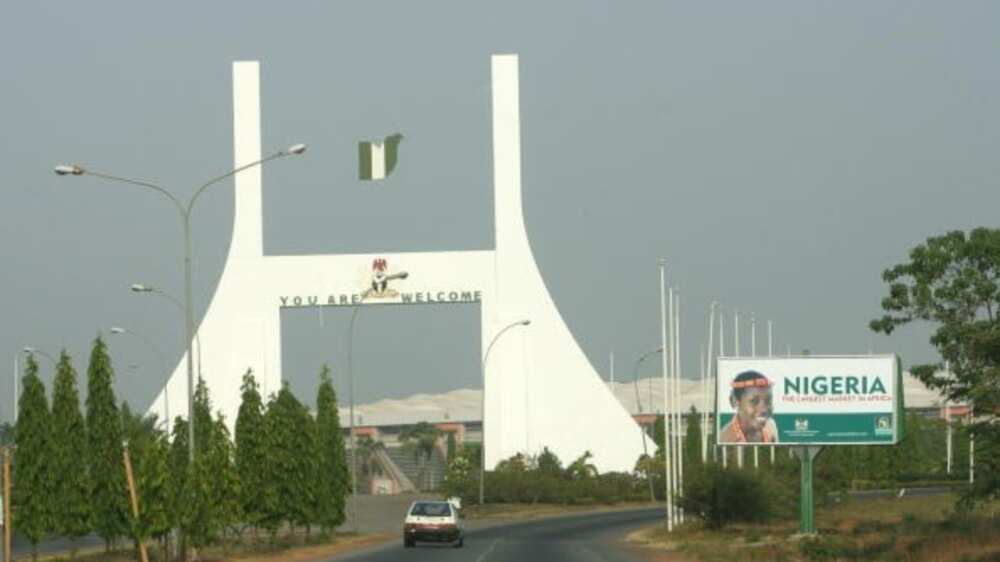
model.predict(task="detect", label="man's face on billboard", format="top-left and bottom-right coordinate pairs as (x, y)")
top-left (735, 386), bottom-right (772, 432)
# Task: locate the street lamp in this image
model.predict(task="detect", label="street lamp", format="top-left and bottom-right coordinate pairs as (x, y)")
top-left (110, 326), bottom-right (171, 425)
top-left (22, 347), bottom-right (57, 366)
top-left (479, 319), bottom-right (531, 505)
top-left (345, 272), bottom-right (409, 532)
top-left (632, 346), bottom-right (663, 502)
top-left (55, 143), bottom-right (306, 461)
top-left (129, 283), bottom-right (204, 378)
top-left (19, 347), bottom-right (56, 423)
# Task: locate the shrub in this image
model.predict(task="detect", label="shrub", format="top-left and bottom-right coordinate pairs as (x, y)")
top-left (680, 464), bottom-right (781, 529)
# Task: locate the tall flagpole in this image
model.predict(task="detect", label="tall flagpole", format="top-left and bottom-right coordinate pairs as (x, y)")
top-left (768, 320), bottom-right (775, 464)
top-left (699, 344), bottom-right (707, 464)
top-left (719, 308), bottom-right (726, 468)
top-left (674, 290), bottom-right (683, 523)
top-left (703, 304), bottom-right (715, 464)
top-left (659, 260), bottom-right (673, 531)
top-left (610, 351), bottom-right (615, 389)
top-left (667, 284), bottom-right (677, 525)
top-left (751, 313), bottom-right (758, 469)
top-left (734, 309), bottom-right (743, 468)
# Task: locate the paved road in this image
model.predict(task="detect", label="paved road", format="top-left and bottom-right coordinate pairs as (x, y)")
top-left (328, 507), bottom-right (664, 562)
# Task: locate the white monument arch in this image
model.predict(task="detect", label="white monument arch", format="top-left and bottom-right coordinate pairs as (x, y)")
top-left (148, 54), bottom-right (646, 472)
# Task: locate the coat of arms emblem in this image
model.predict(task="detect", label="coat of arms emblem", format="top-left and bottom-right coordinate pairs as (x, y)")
top-left (365, 258), bottom-right (408, 299)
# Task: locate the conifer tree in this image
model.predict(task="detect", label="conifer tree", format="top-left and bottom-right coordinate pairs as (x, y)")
top-left (179, 379), bottom-right (226, 550)
top-left (85, 336), bottom-right (128, 546)
top-left (134, 432), bottom-right (172, 549)
top-left (211, 415), bottom-right (241, 544)
top-left (13, 355), bottom-right (54, 560)
top-left (167, 417), bottom-right (189, 542)
top-left (234, 370), bottom-right (273, 534)
top-left (314, 365), bottom-right (349, 532)
top-left (265, 384), bottom-right (318, 534)
top-left (50, 350), bottom-right (91, 543)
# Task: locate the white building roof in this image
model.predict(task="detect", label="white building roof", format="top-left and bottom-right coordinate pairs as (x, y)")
top-left (341, 371), bottom-right (951, 427)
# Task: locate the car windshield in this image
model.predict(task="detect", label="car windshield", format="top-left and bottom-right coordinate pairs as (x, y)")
top-left (410, 502), bottom-right (452, 517)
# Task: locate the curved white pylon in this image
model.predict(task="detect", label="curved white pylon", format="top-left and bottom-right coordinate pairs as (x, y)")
top-left (148, 55), bottom-right (646, 473)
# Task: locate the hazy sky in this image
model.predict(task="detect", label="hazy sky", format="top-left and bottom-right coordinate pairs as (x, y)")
top-left (3, 2), bottom-right (999, 420)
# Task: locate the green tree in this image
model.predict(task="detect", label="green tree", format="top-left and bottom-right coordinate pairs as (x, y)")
top-left (178, 379), bottom-right (239, 550)
top-left (121, 408), bottom-right (171, 554)
top-left (399, 422), bottom-right (442, 490)
top-left (314, 365), bottom-right (349, 532)
top-left (566, 450), bottom-right (598, 479)
top-left (265, 384), bottom-right (318, 534)
top-left (235, 370), bottom-right (273, 536)
top-left (871, 228), bottom-right (1000, 502)
top-left (85, 336), bottom-right (128, 547)
top-left (167, 417), bottom-right (189, 548)
top-left (50, 350), bottom-right (91, 545)
top-left (0, 422), bottom-right (13, 446)
top-left (536, 447), bottom-right (563, 477)
top-left (14, 355), bottom-right (54, 560)
top-left (652, 415), bottom-right (666, 458)
top-left (684, 407), bottom-right (702, 470)
top-left (446, 432), bottom-right (457, 461)
top-left (354, 436), bottom-right (386, 491)
top-left (210, 415), bottom-right (242, 547)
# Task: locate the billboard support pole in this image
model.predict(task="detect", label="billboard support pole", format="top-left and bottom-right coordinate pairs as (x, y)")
top-left (793, 446), bottom-right (822, 535)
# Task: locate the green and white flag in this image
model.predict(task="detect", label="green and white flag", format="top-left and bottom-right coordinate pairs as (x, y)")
top-left (358, 133), bottom-right (403, 181)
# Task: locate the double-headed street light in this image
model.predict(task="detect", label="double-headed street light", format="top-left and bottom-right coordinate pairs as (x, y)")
top-left (55, 143), bottom-right (306, 461)
top-left (479, 319), bottom-right (531, 505)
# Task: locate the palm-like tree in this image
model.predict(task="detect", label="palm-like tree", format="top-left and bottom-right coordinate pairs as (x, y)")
top-left (400, 422), bottom-right (442, 490)
top-left (355, 435), bottom-right (386, 492)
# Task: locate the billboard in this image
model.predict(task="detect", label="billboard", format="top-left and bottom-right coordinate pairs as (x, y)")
top-left (716, 355), bottom-right (902, 446)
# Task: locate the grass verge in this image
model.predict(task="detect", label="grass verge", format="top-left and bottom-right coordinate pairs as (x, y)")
top-left (628, 494), bottom-right (1000, 562)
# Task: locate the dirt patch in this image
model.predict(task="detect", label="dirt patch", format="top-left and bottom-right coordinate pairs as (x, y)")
top-left (224, 534), bottom-right (393, 562)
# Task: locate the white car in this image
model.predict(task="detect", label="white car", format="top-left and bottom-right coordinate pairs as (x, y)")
top-left (402, 500), bottom-right (464, 548)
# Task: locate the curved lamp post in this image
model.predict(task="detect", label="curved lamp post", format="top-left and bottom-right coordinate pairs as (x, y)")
top-left (479, 319), bottom-right (531, 505)
top-left (18, 347), bottom-right (56, 423)
top-left (55, 143), bottom-right (306, 461)
top-left (632, 346), bottom-right (663, 502)
top-left (110, 326), bottom-right (171, 425)
top-left (22, 347), bottom-right (56, 366)
top-left (129, 284), bottom-right (204, 379)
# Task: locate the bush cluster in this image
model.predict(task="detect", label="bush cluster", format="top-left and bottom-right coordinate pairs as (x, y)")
top-left (8, 339), bottom-right (351, 562)
top-left (441, 447), bottom-right (648, 505)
